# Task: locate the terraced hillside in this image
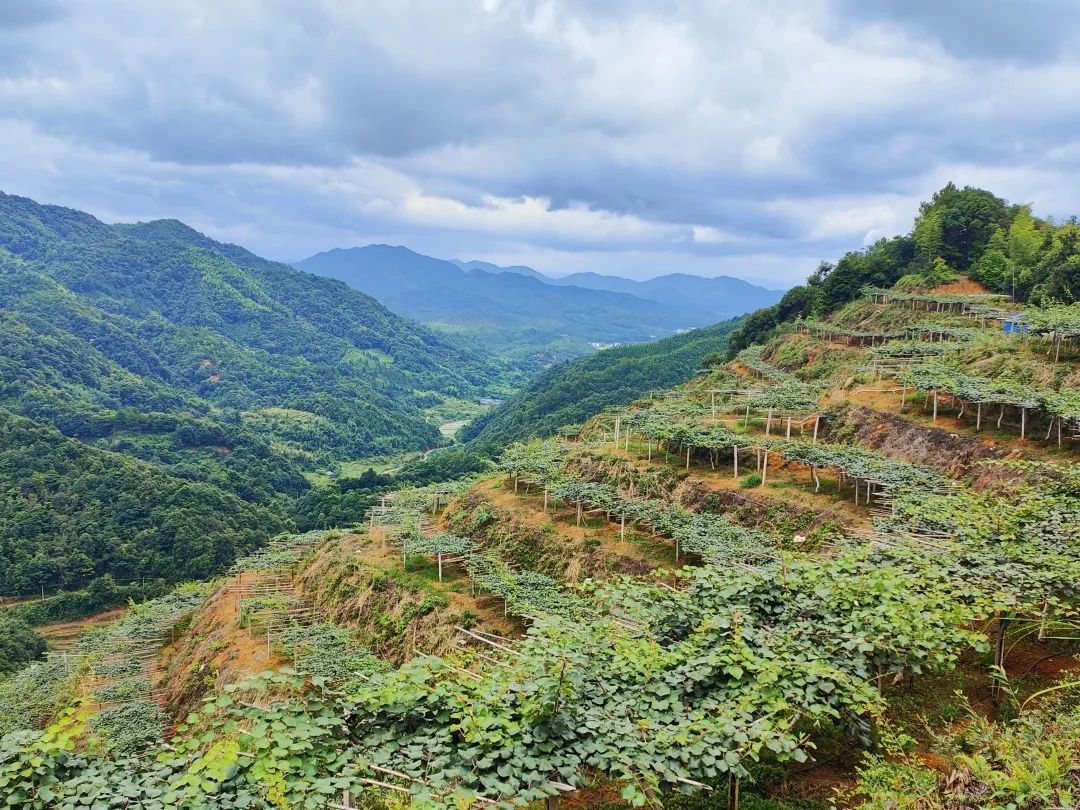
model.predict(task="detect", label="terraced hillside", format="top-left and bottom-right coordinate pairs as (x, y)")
top-left (2, 278), bottom-right (1080, 809)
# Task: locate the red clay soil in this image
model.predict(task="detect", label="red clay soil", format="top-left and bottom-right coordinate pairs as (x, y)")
top-left (820, 401), bottom-right (1013, 478)
top-left (159, 570), bottom-right (285, 721)
top-left (37, 608), bottom-right (127, 651)
top-left (932, 278), bottom-right (992, 295)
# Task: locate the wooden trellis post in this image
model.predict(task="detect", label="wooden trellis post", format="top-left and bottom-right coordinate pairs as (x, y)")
top-left (760, 451), bottom-right (768, 487)
top-left (727, 775), bottom-right (740, 810)
top-left (733, 445), bottom-right (739, 478)
top-left (991, 615), bottom-right (1009, 704)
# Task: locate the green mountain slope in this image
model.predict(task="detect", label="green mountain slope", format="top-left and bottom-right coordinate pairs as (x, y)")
top-left (0, 410), bottom-right (286, 595)
top-left (462, 319), bottom-right (741, 453)
top-left (0, 193), bottom-right (502, 463)
top-left (0, 192), bottom-right (508, 597)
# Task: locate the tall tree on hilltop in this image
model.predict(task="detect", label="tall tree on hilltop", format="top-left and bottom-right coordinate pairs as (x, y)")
top-left (921, 183), bottom-right (1008, 270)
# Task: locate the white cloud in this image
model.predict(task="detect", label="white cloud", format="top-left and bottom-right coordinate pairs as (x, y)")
top-left (3, 0), bottom-right (1080, 286)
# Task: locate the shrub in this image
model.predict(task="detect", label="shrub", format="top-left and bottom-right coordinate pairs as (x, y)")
top-left (0, 615), bottom-right (47, 675)
top-left (740, 473), bottom-right (763, 489)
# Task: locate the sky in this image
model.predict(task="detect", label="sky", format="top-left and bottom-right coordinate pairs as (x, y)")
top-left (3, 1), bottom-right (1080, 286)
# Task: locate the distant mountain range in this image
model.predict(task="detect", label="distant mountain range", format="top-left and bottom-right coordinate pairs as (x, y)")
top-left (295, 246), bottom-right (783, 363)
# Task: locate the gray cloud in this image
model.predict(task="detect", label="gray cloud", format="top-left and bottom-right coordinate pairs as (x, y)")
top-left (3, 0), bottom-right (1080, 284)
top-left (833, 0), bottom-right (1080, 63)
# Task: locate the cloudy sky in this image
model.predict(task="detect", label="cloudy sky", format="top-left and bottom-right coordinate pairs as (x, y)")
top-left (3, 0), bottom-right (1080, 286)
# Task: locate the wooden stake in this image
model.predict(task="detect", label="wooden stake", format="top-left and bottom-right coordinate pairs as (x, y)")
top-left (991, 615), bottom-right (1009, 704)
top-left (456, 626), bottom-right (524, 657)
top-left (727, 775), bottom-right (740, 810)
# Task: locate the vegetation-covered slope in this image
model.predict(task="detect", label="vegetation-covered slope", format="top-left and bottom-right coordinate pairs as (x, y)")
top-left (4, 183), bottom-right (1080, 810)
top-left (0, 194), bottom-right (502, 460)
top-left (461, 319), bottom-right (741, 453)
top-left (4, 267), bottom-right (1079, 809)
top-left (0, 410), bottom-right (286, 596)
top-left (0, 192), bottom-right (507, 597)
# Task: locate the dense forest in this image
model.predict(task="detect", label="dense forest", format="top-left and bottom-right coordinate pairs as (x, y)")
top-left (0, 193), bottom-right (510, 599)
top-left (0, 411), bottom-right (285, 597)
top-left (462, 319), bottom-right (741, 453)
top-left (728, 183), bottom-right (1080, 353)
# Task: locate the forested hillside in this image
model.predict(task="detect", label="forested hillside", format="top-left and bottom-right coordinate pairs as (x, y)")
top-left (0, 192), bottom-right (507, 597)
top-left (462, 319), bottom-right (741, 453)
top-left (0, 411), bottom-right (284, 595)
top-left (729, 183), bottom-right (1080, 353)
